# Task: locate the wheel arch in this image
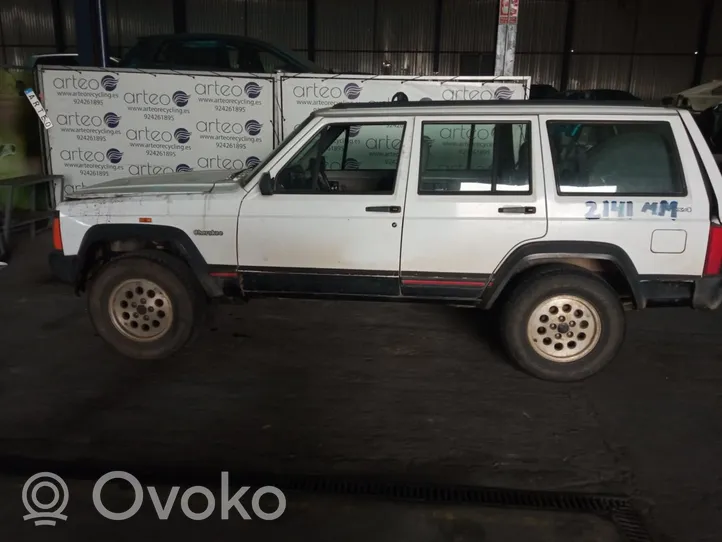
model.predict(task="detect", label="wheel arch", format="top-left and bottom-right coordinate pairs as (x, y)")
top-left (480, 241), bottom-right (644, 309)
top-left (74, 224), bottom-right (220, 297)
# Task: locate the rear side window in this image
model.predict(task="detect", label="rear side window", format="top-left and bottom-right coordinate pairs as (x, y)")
top-left (34, 56), bottom-right (79, 67)
top-left (155, 40), bottom-right (243, 71)
top-left (418, 122), bottom-right (532, 194)
top-left (547, 121), bottom-right (686, 196)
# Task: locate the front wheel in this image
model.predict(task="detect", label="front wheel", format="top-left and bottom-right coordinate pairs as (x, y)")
top-left (88, 255), bottom-right (203, 360)
top-left (499, 270), bottom-right (626, 381)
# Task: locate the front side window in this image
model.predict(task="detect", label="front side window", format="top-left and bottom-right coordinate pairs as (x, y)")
top-left (275, 122), bottom-right (406, 194)
top-left (419, 122), bottom-right (531, 194)
top-left (547, 121), bottom-right (686, 195)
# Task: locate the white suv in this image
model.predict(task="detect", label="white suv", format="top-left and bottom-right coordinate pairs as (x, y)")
top-left (49, 101), bottom-right (722, 381)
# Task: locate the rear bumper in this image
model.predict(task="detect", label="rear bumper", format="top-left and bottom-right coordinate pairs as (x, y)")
top-left (48, 250), bottom-right (77, 284)
top-left (640, 276), bottom-right (722, 310)
top-left (692, 276), bottom-right (722, 310)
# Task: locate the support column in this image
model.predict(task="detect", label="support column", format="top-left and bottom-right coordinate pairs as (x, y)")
top-left (494, 0), bottom-right (520, 76)
top-left (559, 0), bottom-right (576, 91)
top-left (173, 0), bottom-right (188, 34)
top-left (307, 0), bottom-right (316, 61)
top-left (74, 0), bottom-right (109, 67)
top-left (51, 0), bottom-right (67, 53)
top-left (432, 0), bottom-right (442, 73)
top-left (693, 0), bottom-right (714, 87)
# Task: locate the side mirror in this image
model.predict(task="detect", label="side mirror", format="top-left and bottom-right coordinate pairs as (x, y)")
top-left (259, 172), bottom-right (274, 195)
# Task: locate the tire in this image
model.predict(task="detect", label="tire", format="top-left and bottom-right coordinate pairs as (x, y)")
top-left (499, 269), bottom-right (625, 381)
top-left (87, 252), bottom-right (204, 360)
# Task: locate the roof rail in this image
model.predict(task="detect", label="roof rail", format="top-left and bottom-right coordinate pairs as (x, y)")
top-left (329, 99), bottom-right (662, 109)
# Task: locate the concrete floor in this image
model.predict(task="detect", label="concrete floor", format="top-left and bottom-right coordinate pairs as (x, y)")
top-left (1, 233), bottom-right (722, 541)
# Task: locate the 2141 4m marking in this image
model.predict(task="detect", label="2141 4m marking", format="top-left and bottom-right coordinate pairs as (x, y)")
top-left (585, 201), bottom-right (634, 219)
top-left (586, 200), bottom-right (688, 220)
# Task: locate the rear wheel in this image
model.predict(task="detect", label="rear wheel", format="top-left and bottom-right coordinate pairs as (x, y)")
top-left (499, 270), bottom-right (625, 381)
top-left (88, 254), bottom-right (203, 360)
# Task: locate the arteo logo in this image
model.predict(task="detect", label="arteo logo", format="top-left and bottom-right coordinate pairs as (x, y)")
top-left (194, 81), bottom-right (262, 99)
top-left (173, 91), bottom-right (190, 107)
top-left (344, 83), bottom-right (362, 100)
top-left (128, 163), bottom-right (180, 176)
top-left (52, 74), bottom-right (118, 93)
top-left (56, 112), bottom-right (120, 128)
top-left (124, 90), bottom-right (190, 107)
top-left (439, 125), bottom-right (494, 142)
top-left (101, 75), bottom-right (118, 91)
top-left (244, 82), bottom-right (262, 98)
top-left (195, 81), bottom-right (243, 97)
top-left (59, 147), bottom-right (122, 163)
top-left (126, 127), bottom-right (191, 144)
top-left (176, 164), bottom-right (193, 173)
top-left (197, 155), bottom-right (245, 170)
top-left (245, 156), bottom-right (261, 168)
top-left (106, 148), bottom-right (123, 164)
top-left (441, 86), bottom-right (497, 101)
top-left (174, 128), bottom-right (192, 144)
top-left (292, 82), bottom-right (363, 100)
top-left (104, 112), bottom-right (121, 128)
top-left (244, 120), bottom-right (262, 136)
top-left (196, 119), bottom-right (245, 135)
top-left (494, 86), bottom-right (513, 100)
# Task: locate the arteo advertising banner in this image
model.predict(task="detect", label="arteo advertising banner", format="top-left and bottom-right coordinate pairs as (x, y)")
top-left (40, 68), bottom-right (275, 197)
top-left (40, 69), bottom-right (528, 195)
top-left (278, 74), bottom-right (529, 137)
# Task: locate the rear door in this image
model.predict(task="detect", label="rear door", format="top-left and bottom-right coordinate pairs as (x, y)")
top-left (400, 114), bottom-right (548, 300)
top-left (540, 113), bottom-right (709, 277)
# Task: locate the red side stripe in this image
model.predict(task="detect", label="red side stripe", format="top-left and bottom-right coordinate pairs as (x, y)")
top-left (209, 272), bottom-right (238, 278)
top-left (402, 279), bottom-right (487, 287)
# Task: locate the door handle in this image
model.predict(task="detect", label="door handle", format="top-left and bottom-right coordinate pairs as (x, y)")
top-left (366, 206), bottom-right (401, 213)
top-left (498, 206), bottom-right (536, 214)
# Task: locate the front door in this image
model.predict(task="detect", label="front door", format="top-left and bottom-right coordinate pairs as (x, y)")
top-left (237, 117), bottom-right (413, 297)
top-left (400, 115), bottom-right (548, 300)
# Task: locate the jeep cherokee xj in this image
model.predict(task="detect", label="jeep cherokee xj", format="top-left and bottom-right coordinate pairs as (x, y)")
top-left (49, 100), bottom-right (722, 381)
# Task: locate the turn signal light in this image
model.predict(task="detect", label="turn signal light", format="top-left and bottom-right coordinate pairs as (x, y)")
top-left (703, 223), bottom-right (722, 276)
top-left (52, 215), bottom-right (63, 251)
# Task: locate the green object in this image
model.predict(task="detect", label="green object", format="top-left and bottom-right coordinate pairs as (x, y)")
top-left (0, 68), bottom-right (39, 210)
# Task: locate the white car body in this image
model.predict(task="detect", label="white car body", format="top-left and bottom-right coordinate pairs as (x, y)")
top-left (48, 101), bottom-right (722, 379)
top-left (57, 103), bottom-right (722, 278)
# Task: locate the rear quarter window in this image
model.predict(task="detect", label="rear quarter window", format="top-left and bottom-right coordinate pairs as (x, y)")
top-left (547, 121), bottom-right (686, 196)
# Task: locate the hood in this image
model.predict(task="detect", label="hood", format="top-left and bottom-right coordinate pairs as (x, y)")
top-left (67, 169), bottom-right (240, 199)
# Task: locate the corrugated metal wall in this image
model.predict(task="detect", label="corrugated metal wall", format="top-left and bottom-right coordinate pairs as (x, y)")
top-left (564, 0), bottom-right (705, 98)
top-left (514, 0), bottom-right (566, 87)
top-left (111, 0), bottom-right (175, 55)
top-left (0, 0), bottom-right (716, 98)
top-left (438, 0), bottom-right (496, 74)
top-left (0, 0), bottom-right (56, 67)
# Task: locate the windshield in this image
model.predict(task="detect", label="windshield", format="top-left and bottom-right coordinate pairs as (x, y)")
top-left (236, 117), bottom-right (314, 187)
